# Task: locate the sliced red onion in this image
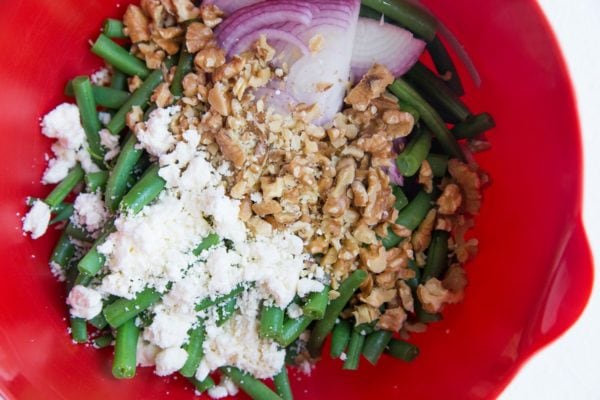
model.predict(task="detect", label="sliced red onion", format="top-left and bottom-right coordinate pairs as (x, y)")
top-left (229, 28), bottom-right (310, 59)
top-left (350, 17), bottom-right (426, 82)
top-left (202, 0), bottom-right (264, 15)
top-left (252, 87), bottom-right (298, 116)
top-left (387, 163), bottom-right (404, 186)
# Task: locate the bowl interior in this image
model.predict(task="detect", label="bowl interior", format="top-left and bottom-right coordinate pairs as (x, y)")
top-left (0, 0), bottom-right (593, 399)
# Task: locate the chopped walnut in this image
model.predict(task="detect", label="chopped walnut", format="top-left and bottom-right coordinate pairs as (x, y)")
top-left (308, 34), bottom-right (325, 54)
top-left (448, 159), bottom-right (482, 214)
top-left (207, 82), bottom-right (230, 116)
top-left (412, 209), bottom-right (437, 253)
top-left (437, 183), bottom-right (462, 215)
top-left (442, 264), bottom-right (467, 301)
top-left (254, 35), bottom-right (275, 62)
top-left (352, 304), bottom-right (381, 326)
top-left (152, 82), bottom-right (174, 108)
top-left (214, 129), bottom-right (245, 168)
top-left (359, 287), bottom-right (396, 308)
top-left (398, 281), bottom-right (414, 313)
top-left (418, 160), bottom-right (434, 193)
top-left (171, 0), bottom-right (200, 22)
top-left (128, 75), bottom-right (143, 92)
top-left (251, 200), bottom-right (283, 216)
top-left (185, 22), bottom-right (214, 53)
top-left (359, 244), bottom-right (387, 273)
top-left (123, 5), bottom-right (151, 43)
top-left (417, 278), bottom-right (450, 313)
top-left (247, 216), bottom-right (273, 237)
top-left (194, 46), bottom-right (226, 73)
top-left (199, 4), bottom-right (224, 28)
top-left (345, 64), bottom-right (394, 112)
top-left (126, 106), bottom-right (144, 131)
top-left (376, 307), bottom-right (407, 332)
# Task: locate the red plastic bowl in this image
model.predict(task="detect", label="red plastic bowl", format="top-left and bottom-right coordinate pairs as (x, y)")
top-left (0, 1), bottom-right (593, 399)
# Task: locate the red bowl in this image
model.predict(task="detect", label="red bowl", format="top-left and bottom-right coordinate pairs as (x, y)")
top-left (0, 1), bottom-right (593, 399)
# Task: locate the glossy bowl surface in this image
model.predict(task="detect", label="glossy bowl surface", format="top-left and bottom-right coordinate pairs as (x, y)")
top-left (0, 1), bottom-right (593, 399)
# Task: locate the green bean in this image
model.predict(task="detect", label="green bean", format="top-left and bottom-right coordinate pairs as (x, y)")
top-left (48, 202), bottom-right (74, 225)
top-left (104, 288), bottom-right (161, 328)
top-left (342, 330), bottom-right (366, 370)
top-left (51, 231), bottom-right (75, 268)
top-left (93, 333), bottom-right (114, 349)
top-left (120, 164), bottom-right (166, 214)
top-left (405, 62), bottom-right (471, 124)
top-left (302, 285), bottom-right (330, 320)
top-left (330, 319), bottom-right (352, 359)
top-left (260, 305), bottom-right (284, 339)
top-left (389, 79), bottom-right (465, 161)
top-left (220, 367), bottom-right (283, 400)
top-left (278, 316), bottom-right (313, 347)
top-left (75, 272), bottom-right (93, 287)
top-left (362, 330), bottom-right (393, 365)
top-left (274, 367), bottom-right (293, 400)
top-left (189, 376), bottom-right (216, 393)
top-left (112, 318), bottom-right (139, 379)
top-left (421, 230), bottom-right (450, 282)
top-left (85, 171), bottom-right (109, 193)
top-left (103, 18), bottom-right (127, 39)
top-left (92, 34), bottom-right (150, 79)
top-left (107, 68), bottom-right (164, 134)
top-left (180, 323), bottom-right (206, 377)
top-left (192, 233), bottom-right (221, 256)
top-left (392, 185), bottom-right (409, 211)
top-left (217, 297), bottom-right (238, 326)
top-left (171, 48), bottom-right (194, 97)
top-left (386, 339), bottom-right (420, 362)
top-left (65, 81), bottom-right (130, 110)
top-left (111, 69), bottom-right (128, 91)
top-left (70, 316), bottom-right (88, 343)
top-left (65, 222), bottom-right (94, 242)
top-left (426, 153), bottom-right (449, 178)
top-left (77, 229), bottom-right (112, 276)
top-left (381, 190), bottom-right (433, 249)
top-left (307, 270), bottom-right (367, 357)
top-left (89, 312), bottom-right (109, 330)
top-left (406, 260), bottom-right (421, 290)
top-left (44, 165), bottom-right (84, 207)
top-left (72, 76), bottom-right (105, 166)
top-left (396, 128), bottom-right (432, 177)
top-left (452, 112), bottom-right (496, 139)
top-left (360, 0), bottom-right (437, 42)
top-left (427, 35), bottom-right (465, 96)
top-left (195, 285), bottom-right (245, 312)
top-left (105, 133), bottom-right (143, 212)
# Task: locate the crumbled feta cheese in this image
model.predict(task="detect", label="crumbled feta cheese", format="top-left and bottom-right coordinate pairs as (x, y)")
top-left (155, 347), bottom-right (188, 376)
top-left (98, 112), bottom-right (112, 127)
top-left (49, 261), bottom-right (66, 282)
top-left (135, 106), bottom-right (180, 157)
top-left (297, 278), bottom-right (325, 298)
top-left (66, 285), bottom-right (103, 319)
top-left (72, 192), bottom-right (108, 232)
top-left (99, 129), bottom-right (120, 161)
top-left (137, 340), bottom-right (161, 367)
top-left (286, 302), bottom-right (303, 318)
top-left (22, 200), bottom-right (51, 239)
top-left (90, 68), bottom-right (111, 86)
top-left (222, 378), bottom-right (239, 396)
top-left (143, 309), bottom-right (195, 349)
top-left (207, 386), bottom-right (228, 399)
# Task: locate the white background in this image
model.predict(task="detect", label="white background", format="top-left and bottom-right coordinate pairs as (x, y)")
top-left (500, 1), bottom-right (600, 399)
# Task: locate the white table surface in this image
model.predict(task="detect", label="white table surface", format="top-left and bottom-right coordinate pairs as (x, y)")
top-left (500, 1), bottom-right (600, 399)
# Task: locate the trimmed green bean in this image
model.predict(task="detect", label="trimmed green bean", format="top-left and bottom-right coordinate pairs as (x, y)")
top-left (49, 203), bottom-right (74, 225)
top-left (103, 18), bottom-right (127, 39)
top-left (192, 233), bottom-right (221, 256)
top-left (307, 270), bottom-right (367, 357)
top-left (217, 297), bottom-right (238, 326)
top-left (120, 164), bottom-right (166, 214)
top-left (360, 0), bottom-right (437, 42)
top-left (452, 112), bottom-right (496, 139)
top-left (77, 230), bottom-right (112, 275)
top-left (180, 323), bottom-right (206, 377)
top-left (274, 367), bottom-right (293, 400)
top-left (72, 76), bottom-right (105, 166)
top-left (330, 319), bottom-right (352, 359)
top-left (111, 69), bottom-right (128, 91)
top-left (386, 339), bottom-right (420, 362)
top-left (75, 272), bottom-right (93, 287)
top-left (389, 79), bottom-right (465, 161)
top-left (51, 231), bottom-right (75, 268)
top-left (104, 288), bottom-right (161, 328)
top-left (426, 153), bottom-right (449, 178)
top-left (220, 367), bottom-right (283, 400)
top-left (421, 230), bottom-right (450, 282)
top-left (89, 312), bottom-right (109, 330)
top-left (363, 330), bottom-right (393, 365)
top-left (70, 316), bottom-right (88, 343)
top-left (107, 68), bottom-right (164, 134)
top-left (260, 305), bottom-right (284, 339)
top-left (171, 48), bottom-right (194, 97)
top-left (406, 260), bottom-right (421, 290)
top-left (278, 315), bottom-right (313, 347)
top-left (189, 376), bottom-right (216, 393)
top-left (392, 185), bottom-right (409, 211)
top-left (342, 330), bottom-right (366, 370)
top-left (381, 190), bottom-right (433, 249)
top-left (196, 285), bottom-right (245, 312)
top-left (65, 81), bottom-right (130, 110)
top-left (396, 128), bottom-right (432, 177)
top-left (112, 318), bottom-right (139, 379)
top-left (105, 133), bottom-right (143, 212)
top-left (44, 165), bottom-right (84, 207)
top-left (93, 333), bottom-right (114, 348)
top-left (92, 34), bottom-right (150, 79)
top-left (427, 35), bottom-right (465, 96)
top-left (85, 171), bottom-right (109, 193)
top-left (405, 62), bottom-right (471, 124)
top-left (65, 222), bottom-right (94, 242)
top-left (302, 285), bottom-right (330, 320)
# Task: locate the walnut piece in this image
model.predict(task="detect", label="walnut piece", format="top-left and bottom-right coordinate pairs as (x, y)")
top-left (214, 129), bottom-right (245, 168)
top-left (200, 4), bottom-right (224, 28)
top-left (437, 183), bottom-right (462, 215)
top-left (345, 64), bottom-right (394, 112)
top-left (186, 22), bottom-right (214, 53)
top-left (123, 5), bottom-right (150, 43)
top-left (376, 307), bottom-right (407, 332)
top-left (417, 278), bottom-right (450, 313)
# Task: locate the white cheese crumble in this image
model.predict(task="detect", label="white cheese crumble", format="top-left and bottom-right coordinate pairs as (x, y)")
top-left (40, 103), bottom-right (100, 184)
top-left (137, 340), bottom-right (161, 367)
top-left (99, 129), bottom-right (120, 161)
top-left (90, 67), bottom-right (111, 86)
top-left (66, 285), bottom-right (103, 319)
top-left (155, 347), bottom-right (188, 376)
top-left (208, 379), bottom-right (238, 400)
top-left (98, 112), bottom-right (112, 127)
top-left (49, 261), bottom-right (67, 282)
top-left (135, 106), bottom-right (180, 157)
top-left (72, 192), bottom-right (108, 233)
top-left (22, 199), bottom-right (51, 239)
